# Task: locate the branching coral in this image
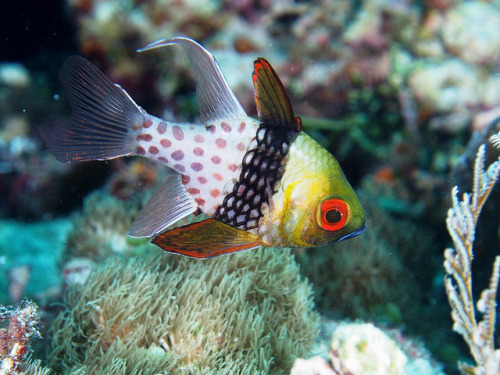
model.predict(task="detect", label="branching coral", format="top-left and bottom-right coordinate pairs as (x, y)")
top-left (48, 248), bottom-right (319, 374)
top-left (444, 131), bottom-right (500, 374)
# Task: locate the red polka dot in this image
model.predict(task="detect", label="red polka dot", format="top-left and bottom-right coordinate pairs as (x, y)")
top-left (198, 176), bottom-right (208, 184)
top-left (213, 173), bottom-right (224, 181)
top-left (174, 164), bottom-right (186, 173)
top-left (173, 126), bottom-right (184, 140)
top-left (137, 134), bottom-right (152, 142)
top-left (188, 187), bottom-right (200, 195)
top-left (160, 139), bottom-right (171, 148)
top-left (194, 134), bottom-right (204, 143)
top-left (237, 142), bottom-right (245, 151)
top-left (216, 138), bottom-right (227, 148)
top-left (193, 147), bottom-right (204, 156)
top-left (143, 118), bottom-right (153, 128)
top-left (211, 155), bottom-right (221, 164)
top-left (228, 164), bottom-right (237, 172)
top-left (171, 150), bottom-right (184, 161)
top-left (207, 125), bottom-right (216, 134)
top-left (195, 198), bottom-right (205, 206)
top-left (136, 146), bottom-right (146, 155)
top-left (191, 163), bottom-right (203, 172)
top-left (182, 175), bottom-right (190, 185)
top-left (238, 122), bottom-right (246, 132)
top-left (210, 189), bottom-right (221, 198)
top-left (157, 122), bottom-right (167, 134)
top-left (148, 146), bottom-right (159, 155)
top-left (158, 156), bottom-right (168, 163)
top-left (221, 122), bottom-right (231, 132)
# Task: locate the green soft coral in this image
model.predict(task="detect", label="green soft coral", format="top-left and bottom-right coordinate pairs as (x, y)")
top-left (48, 247), bottom-right (319, 374)
top-left (62, 190), bottom-right (149, 263)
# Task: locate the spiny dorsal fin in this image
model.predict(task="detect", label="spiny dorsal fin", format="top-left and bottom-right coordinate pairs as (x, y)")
top-left (152, 219), bottom-right (264, 258)
top-left (253, 58), bottom-right (302, 131)
top-left (138, 37), bottom-right (247, 123)
top-left (129, 172), bottom-right (198, 238)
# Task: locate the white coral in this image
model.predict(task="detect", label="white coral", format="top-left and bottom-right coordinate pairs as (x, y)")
top-left (444, 132), bottom-right (500, 374)
top-left (442, 2), bottom-right (500, 66)
top-left (329, 323), bottom-right (407, 375)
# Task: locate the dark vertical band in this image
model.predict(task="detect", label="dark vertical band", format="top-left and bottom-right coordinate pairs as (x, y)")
top-left (214, 125), bottom-right (298, 230)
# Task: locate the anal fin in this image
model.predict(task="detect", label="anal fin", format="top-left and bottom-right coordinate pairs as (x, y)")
top-left (152, 219), bottom-right (264, 258)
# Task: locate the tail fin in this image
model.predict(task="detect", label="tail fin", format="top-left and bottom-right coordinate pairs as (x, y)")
top-left (46, 56), bottom-right (144, 162)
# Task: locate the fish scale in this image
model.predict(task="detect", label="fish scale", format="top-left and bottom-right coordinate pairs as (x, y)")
top-left (46, 37), bottom-right (365, 258)
top-left (136, 115), bottom-right (260, 214)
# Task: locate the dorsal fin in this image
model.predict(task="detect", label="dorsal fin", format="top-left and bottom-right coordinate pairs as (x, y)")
top-left (138, 37), bottom-right (247, 123)
top-left (252, 58), bottom-right (302, 131)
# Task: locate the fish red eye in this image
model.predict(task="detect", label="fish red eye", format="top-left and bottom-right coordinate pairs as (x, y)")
top-left (318, 199), bottom-right (349, 231)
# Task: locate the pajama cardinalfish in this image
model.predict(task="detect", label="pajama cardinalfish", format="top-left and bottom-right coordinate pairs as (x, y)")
top-left (46, 37), bottom-right (365, 258)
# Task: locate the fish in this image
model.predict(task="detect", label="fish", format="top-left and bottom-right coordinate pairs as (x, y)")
top-left (46, 37), bottom-right (365, 258)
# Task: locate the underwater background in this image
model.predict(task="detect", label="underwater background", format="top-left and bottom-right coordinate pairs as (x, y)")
top-left (0, 0), bottom-right (499, 374)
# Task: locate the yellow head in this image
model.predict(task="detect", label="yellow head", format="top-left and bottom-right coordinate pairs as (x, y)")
top-left (263, 132), bottom-right (365, 247)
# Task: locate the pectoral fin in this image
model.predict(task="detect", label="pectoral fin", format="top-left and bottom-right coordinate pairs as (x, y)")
top-left (152, 219), bottom-right (265, 258)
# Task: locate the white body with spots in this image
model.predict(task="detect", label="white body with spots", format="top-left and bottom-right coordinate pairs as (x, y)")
top-left (47, 37), bottom-right (365, 258)
top-left (137, 115), bottom-right (259, 214)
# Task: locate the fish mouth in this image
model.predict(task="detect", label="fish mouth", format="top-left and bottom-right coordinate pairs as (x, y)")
top-left (337, 224), bottom-right (366, 242)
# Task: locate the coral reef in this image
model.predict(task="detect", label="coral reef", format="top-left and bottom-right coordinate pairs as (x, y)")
top-left (329, 322), bottom-right (407, 375)
top-left (0, 61), bottom-right (63, 220)
top-left (106, 159), bottom-right (158, 200)
top-left (48, 248), bottom-right (319, 374)
top-left (407, 59), bottom-right (478, 130)
top-left (443, 131), bottom-right (500, 374)
top-left (0, 60), bottom-right (112, 220)
top-left (441, 2), bottom-right (500, 66)
top-left (0, 219), bottom-right (70, 305)
top-left (293, 184), bottom-right (437, 329)
top-left (6, 266), bottom-right (30, 304)
top-left (290, 320), bottom-right (444, 375)
top-left (34, 0), bottom-right (498, 244)
top-left (61, 190), bottom-right (148, 264)
top-left (56, 187), bottom-right (152, 290)
top-left (0, 301), bottom-right (43, 375)
top-left (3, 0), bottom-right (500, 374)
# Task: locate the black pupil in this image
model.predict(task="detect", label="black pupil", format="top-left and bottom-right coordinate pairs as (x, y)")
top-left (325, 209), bottom-right (342, 223)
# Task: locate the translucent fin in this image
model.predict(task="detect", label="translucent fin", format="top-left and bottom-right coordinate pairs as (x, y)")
top-left (138, 37), bottom-right (247, 122)
top-left (152, 219), bottom-right (264, 258)
top-left (45, 56), bottom-right (144, 162)
top-left (129, 173), bottom-right (198, 238)
top-left (253, 58), bottom-right (302, 131)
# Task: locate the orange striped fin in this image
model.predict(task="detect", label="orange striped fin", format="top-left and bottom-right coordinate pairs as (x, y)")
top-left (152, 219), bottom-right (264, 258)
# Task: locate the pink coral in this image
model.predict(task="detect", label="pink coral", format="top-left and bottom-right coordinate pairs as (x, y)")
top-left (0, 301), bottom-right (41, 375)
